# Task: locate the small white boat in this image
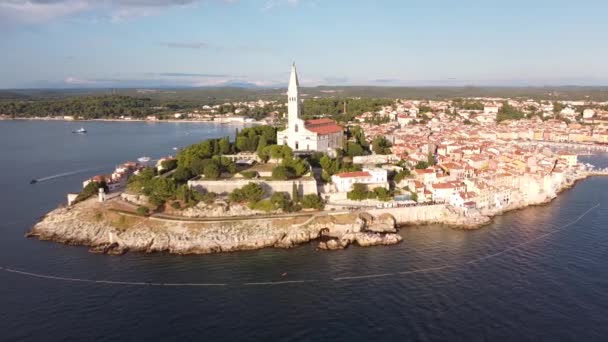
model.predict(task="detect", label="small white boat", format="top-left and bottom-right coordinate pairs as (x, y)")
top-left (72, 127), bottom-right (87, 134)
top-left (172, 147), bottom-right (179, 151)
top-left (138, 156), bottom-right (151, 163)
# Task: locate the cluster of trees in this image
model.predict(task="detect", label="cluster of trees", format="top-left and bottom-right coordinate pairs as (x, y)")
top-left (228, 182), bottom-right (324, 212)
top-left (272, 156), bottom-right (309, 179)
top-left (75, 180), bottom-right (108, 203)
top-left (228, 182), bottom-right (265, 203)
top-left (319, 154), bottom-right (361, 183)
top-left (451, 98), bottom-right (484, 111)
top-left (127, 168), bottom-right (203, 207)
top-left (344, 126), bottom-right (370, 157)
top-left (258, 144), bottom-right (293, 162)
top-left (371, 136), bottom-right (392, 155)
top-left (177, 143), bottom-right (236, 180)
top-left (236, 126), bottom-right (277, 152)
top-left (0, 95), bottom-right (163, 119)
top-left (393, 168), bottom-right (412, 183)
top-left (301, 98), bottom-right (393, 123)
top-left (413, 152), bottom-right (436, 169)
top-left (347, 184), bottom-right (393, 202)
top-left (496, 102), bottom-right (525, 122)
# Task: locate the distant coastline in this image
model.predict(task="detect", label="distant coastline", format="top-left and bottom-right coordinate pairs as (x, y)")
top-left (1, 116), bottom-right (263, 125)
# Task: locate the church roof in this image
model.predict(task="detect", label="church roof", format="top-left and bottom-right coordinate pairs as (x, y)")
top-left (305, 118), bottom-right (343, 135)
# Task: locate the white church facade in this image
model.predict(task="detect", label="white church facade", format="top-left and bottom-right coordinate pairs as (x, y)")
top-left (277, 63), bottom-right (343, 153)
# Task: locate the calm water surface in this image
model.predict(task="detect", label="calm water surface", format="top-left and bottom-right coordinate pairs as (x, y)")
top-left (1, 120), bottom-right (608, 341)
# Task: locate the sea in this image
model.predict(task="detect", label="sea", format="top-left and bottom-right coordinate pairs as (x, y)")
top-left (1, 120), bottom-right (608, 342)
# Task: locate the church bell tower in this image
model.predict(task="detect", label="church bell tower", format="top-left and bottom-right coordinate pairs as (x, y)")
top-left (287, 62), bottom-right (300, 130)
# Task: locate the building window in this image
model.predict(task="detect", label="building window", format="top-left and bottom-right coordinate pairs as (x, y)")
top-left (295, 124), bottom-right (298, 132)
top-left (295, 142), bottom-right (299, 150)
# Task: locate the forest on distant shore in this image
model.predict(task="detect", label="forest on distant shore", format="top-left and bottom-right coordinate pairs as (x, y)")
top-left (1, 85), bottom-right (607, 119)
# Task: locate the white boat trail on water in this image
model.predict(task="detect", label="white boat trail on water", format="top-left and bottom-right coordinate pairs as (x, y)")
top-left (0, 203), bottom-right (600, 287)
top-left (34, 166), bottom-right (108, 183)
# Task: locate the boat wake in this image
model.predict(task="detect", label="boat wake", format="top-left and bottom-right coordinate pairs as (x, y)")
top-left (33, 166), bottom-right (107, 183)
top-left (0, 203), bottom-right (601, 287)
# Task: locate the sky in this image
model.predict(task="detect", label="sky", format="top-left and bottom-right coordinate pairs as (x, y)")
top-left (1, 0), bottom-right (608, 89)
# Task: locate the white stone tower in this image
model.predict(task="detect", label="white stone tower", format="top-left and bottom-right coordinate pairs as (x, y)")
top-left (287, 62), bottom-right (300, 129)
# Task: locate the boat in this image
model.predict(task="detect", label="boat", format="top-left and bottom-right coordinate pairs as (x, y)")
top-left (138, 156), bottom-right (151, 163)
top-left (30, 179), bottom-right (37, 184)
top-left (172, 147), bottom-right (179, 151)
top-left (72, 127), bottom-right (87, 134)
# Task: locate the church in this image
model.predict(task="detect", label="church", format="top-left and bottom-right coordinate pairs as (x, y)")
top-left (277, 63), bottom-right (344, 153)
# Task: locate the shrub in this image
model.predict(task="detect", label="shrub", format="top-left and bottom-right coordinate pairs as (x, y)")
top-left (197, 191), bottom-right (217, 204)
top-left (240, 171), bottom-right (258, 179)
top-left (270, 192), bottom-right (295, 212)
top-left (160, 159), bottom-right (177, 172)
top-left (229, 182), bottom-right (265, 203)
top-left (75, 181), bottom-right (106, 203)
top-left (171, 201), bottom-right (181, 209)
top-left (173, 167), bottom-right (193, 183)
top-left (394, 169), bottom-right (412, 183)
top-left (248, 200), bottom-right (275, 212)
top-left (373, 187), bottom-right (392, 202)
top-left (347, 183), bottom-right (369, 201)
top-left (272, 165), bottom-right (295, 180)
top-left (136, 206), bottom-right (150, 216)
top-left (301, 194), bottom-right (324, 210)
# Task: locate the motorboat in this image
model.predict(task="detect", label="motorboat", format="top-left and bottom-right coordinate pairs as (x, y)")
top-left (138, 156), bottom-right (151, 163)
top-left (72, 127), bottom-right (87, 134)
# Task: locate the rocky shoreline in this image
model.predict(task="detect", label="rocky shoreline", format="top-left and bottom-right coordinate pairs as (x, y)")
top-left (26, 170), bottom-right (598, 255)
top-left (27, 202), bottom-right (404, 255)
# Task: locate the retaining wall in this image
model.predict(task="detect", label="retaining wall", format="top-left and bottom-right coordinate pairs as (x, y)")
top-left (188, 178), bottom-right (318, 199)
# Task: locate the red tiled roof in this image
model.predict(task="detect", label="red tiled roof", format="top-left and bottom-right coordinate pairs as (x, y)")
top-left (306, 118), bottom-right (335, 125)
top-left (334, 171), bottom-right (371, 178)
top-left (305, 118), bottom-right (343, 135)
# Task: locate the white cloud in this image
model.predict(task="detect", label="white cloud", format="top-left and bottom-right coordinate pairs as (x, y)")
top-left (64, 76), bottom-right (100, 84)
top-left (261, 0), bottom-right (299, 12)
top-left (0, 0), bottom-right (205, 24)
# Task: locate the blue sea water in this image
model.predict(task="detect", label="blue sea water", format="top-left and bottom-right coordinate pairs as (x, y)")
top-left (1, 120), bottom-right (608, 341)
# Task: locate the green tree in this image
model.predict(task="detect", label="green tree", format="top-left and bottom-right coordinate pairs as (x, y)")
top-left (218, 137), bottom-right (231, 154)
top-left (415, 161), bottom-right (429, 169)
top-left (497, 101), bottom-right (525, 122)
top-left (272, 166), bottom-right (295, 180)
top-left (373, 187), bottom-right (392, 201)
top-left (229, 182), bottom-right (265, 203)
top-left (203, 162), bottom-right (220, 179)
top-left (301, 194), bottom-right (324, 210)
top-left (347, 183), bottom-right (369, 201)
top-left (427, 152), bottom-right (436, 166)
top-left (172, 167), bottom-right (193, 183)
top-left (270, 192), bottom-right (295, 212)
top-left (372, 136), bottom-right (392, 155)
top-left (345, 142), bottom-right (365, 157)
top-left (394, 169), bottom-right (411, 183)
top-left (160, 159), bottom-right (177, 172)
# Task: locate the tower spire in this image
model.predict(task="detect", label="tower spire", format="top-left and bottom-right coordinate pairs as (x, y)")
top-left (288, 62), bottom-right (299, 92)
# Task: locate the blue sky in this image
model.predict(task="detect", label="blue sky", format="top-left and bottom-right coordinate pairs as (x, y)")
top-left (1, 0), bottom-right (608, 89)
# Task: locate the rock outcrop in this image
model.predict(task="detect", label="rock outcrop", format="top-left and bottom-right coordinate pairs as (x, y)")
top-left (28, 201), bottom-right (402, 255)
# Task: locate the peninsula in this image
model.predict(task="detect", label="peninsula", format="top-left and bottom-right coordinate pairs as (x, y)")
top-left (28, 64), bottom-right (608, 255)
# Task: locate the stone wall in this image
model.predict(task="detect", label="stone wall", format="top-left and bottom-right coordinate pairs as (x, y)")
top-left (188, 178), bottom-right (318, 199)
top-left (367, 205), bottom-right (447, 224)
